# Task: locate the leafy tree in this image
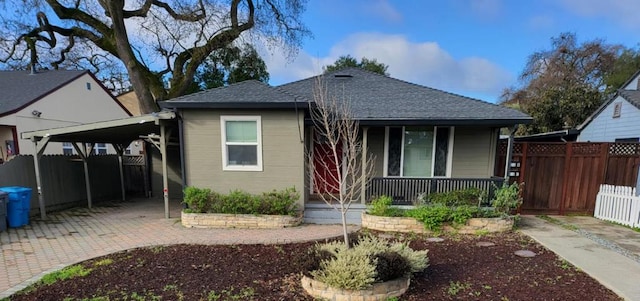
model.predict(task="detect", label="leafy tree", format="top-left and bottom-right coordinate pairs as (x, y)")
top-left (324, 55), bottom-right (389, 75)
top-left (187, 43), bottom-right (269, 93)
top-left (604, 47), bottom-right (640, 95)
top-left (501, 33), bottom-right (621, 135)
top-left (0, 0), bottom-right (309, 113)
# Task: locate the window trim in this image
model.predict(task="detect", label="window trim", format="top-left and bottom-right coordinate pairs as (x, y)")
top-left (220, 115), bottom-right (263, 171)
top-left (383, 126), bottom-right (453, 178)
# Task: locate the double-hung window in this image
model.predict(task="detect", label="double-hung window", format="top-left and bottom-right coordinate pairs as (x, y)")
top-left (384, 126), bottom-right (452, 177)
top-left (220, 116), bottom-right (262, 171)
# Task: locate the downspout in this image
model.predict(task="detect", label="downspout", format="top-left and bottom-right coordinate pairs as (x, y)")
top-left (177, 110), bottom-right (188, 209)
top-left (503, 125), bottom-right (518, 183)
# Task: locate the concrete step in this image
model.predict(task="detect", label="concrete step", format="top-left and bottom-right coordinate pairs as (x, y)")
top-left (304, 203), bottom-right (366, 225)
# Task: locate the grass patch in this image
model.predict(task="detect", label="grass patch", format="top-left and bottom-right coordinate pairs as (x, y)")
top-left (93, 258), bottom-right (114, 267)
top-left (40, 265), bottom-right (92, 285)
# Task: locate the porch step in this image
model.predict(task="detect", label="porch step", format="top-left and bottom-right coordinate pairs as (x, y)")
top-left (304, 203), bottom-right (367, 225)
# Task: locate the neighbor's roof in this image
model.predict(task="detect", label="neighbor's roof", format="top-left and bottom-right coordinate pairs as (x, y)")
top-left (159, 80), bottom-right (302, 109)
top-left (577, 89), bottom-right (640, 130)
top-left (0, 69), bottom-right (131, 117)
top-left (278, 68), bottom-right (532, 126)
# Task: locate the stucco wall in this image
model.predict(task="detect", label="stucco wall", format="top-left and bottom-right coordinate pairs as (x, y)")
top-left (451, 127), bottom-right (496, 177)
top-left (181, 109), bottom-right (305, 207)
top-left (0, 73), bottom-right (131, 155)
top-left (578, 96), bottom-right (640, 142)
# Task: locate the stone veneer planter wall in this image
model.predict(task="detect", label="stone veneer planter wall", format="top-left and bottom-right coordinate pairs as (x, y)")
top-left (361, 212), bottom-right (514, 234)
top-left (301, 275), bottom-right (410, 301)
top-left (181, 211), bottom-right (302, 229)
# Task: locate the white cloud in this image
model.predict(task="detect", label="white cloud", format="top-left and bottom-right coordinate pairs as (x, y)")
top-left (558, 0), bottom-right (640, 28)
top-left (263, 33), bottom-right (513, 100)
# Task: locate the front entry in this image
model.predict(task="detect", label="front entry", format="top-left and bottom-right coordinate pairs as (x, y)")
top-left (313, 135), bottom-right (342, 194)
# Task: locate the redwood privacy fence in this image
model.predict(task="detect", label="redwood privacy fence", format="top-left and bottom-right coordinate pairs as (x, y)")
top-left (594, 184), bottom-right (640, 228)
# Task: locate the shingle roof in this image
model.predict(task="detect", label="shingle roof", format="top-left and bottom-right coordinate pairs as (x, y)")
top-left (618, 90), bottom-right (640, 109)
top-left (278, 68), bottom-right (531, 125)
top-left (159, 80), bottom-right (302, 109)
top-left (0, 70), bottom-right (88, 116)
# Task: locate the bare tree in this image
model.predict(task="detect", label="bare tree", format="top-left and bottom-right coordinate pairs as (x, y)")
top-left (308, 77), bottom-right (375, 247)
top-left (0, 0), bottom-right (309, 113)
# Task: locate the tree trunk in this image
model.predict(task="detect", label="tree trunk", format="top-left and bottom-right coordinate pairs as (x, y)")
top-left (105, 1), bottom-right (159, 114)
top-left (341, 209), bottom-right (349, 248)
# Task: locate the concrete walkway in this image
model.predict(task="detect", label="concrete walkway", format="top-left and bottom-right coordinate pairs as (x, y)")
top-left (519, 215), bottom-right (640, 301)
top-left (0, 198), bottom-right (358, 298)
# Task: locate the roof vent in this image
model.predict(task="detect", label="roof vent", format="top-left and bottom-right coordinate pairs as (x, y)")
top-left (334, 74), bottom-right (353, 78)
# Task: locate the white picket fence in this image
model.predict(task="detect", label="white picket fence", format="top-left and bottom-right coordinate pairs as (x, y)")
top-left (594, 184), bottom-right (640, 228)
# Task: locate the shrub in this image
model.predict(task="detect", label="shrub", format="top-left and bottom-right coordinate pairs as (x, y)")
top-left (183, 186), bottom-right (212, 213)
top-left (308, 235), bottom-right (429, 290)
top-left (367, 195), bottom-right (404, 217)
top-left (260, 188), bottom-right (299, 215)
top-left (405, 204), bottom-right (451, 231)
top-left (182, 187), bottom-right (299, 216)
top-left (491, 182), bottom-right (523, 216)
top-left (426, 188), bottom-right (486, 207)
top-left (374, 251), bottom-right (410, 282)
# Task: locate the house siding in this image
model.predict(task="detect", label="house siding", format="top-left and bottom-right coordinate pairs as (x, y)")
top-left (578, 96), bottom-right (640, 142)
top-left (451, 127), bottom-right (495, 177)
top-left (182, 109), bottom-right (305, 207)
top-left (0, 73), bottom-right (131, 155)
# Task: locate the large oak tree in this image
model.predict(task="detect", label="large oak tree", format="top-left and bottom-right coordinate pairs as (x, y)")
top-left (0, 0), bottom-right (309, 113)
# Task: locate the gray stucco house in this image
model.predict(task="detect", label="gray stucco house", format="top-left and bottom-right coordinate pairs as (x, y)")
top-left (159, 68), bottom-right (531, 212)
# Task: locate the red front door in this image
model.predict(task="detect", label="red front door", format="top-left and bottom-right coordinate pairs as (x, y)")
top-left (313, 137), bottom-right (342, 194)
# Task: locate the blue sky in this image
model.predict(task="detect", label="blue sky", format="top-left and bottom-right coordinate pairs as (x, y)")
top-left (263, 0), bottom-right (640, 103)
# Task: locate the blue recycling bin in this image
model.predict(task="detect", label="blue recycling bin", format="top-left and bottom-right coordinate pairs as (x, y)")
top-left (0, 187), bottom-right (32, 227)
top-left (0, 191), bottom-right (7, 232)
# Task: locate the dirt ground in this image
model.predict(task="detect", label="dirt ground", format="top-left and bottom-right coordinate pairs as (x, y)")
top-left (7, 231), bottom-right (621, 301)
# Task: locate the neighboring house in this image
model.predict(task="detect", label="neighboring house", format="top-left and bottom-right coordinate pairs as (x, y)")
top-left (159, 68), bottom-right (532, 208)
top-left (0, 70), bottom-right (132, 161)
top-left (578, 70), bottom-right (640, 143)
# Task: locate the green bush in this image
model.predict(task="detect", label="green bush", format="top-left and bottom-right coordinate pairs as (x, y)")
top-left (183, 186), bottom-right (212, 213)
top-left (182, 187), bottom-right (299, 216)
top-left (308, 235), bottom-right (428, 290)
top-left (367, 195), bottom-right (404, 217)
top-left (491, 182), bottom-right (523, 216)
top-left (404, 204), bottom-right (483, 231)
top-left (426, 188), bottom-right (486, 207)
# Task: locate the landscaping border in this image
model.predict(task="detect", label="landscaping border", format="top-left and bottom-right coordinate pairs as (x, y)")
top-left (181, 212), bottom-right (302, 229)
top-left (361, 212), bottom-right (514, 234)
top-left (301, 275), bottom-right (410, 301)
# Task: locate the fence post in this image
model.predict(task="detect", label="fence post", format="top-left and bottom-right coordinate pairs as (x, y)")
top-left (559, 143), bottom-right (573, 215)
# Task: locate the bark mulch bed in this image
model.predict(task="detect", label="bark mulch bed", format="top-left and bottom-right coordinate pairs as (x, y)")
top-left (6, 231), bottom-right (621, 301)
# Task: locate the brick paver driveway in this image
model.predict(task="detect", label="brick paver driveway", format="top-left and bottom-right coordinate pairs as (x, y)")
top-left (0, 198), bottom-right (355, 298)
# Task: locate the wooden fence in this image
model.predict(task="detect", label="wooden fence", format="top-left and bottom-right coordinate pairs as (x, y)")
top-left (0, 154), bottom-right (146, 215)
top-left (594, 184), bottom-right (640, 228)
top-left (495, 142), bottom-right (640, 215)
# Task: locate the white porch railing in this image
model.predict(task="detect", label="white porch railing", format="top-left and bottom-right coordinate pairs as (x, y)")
top-left (594, 184), bottom-right (640, 228)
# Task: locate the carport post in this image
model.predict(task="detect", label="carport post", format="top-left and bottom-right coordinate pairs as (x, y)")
top-left (32, 137), bottom-right (50, 219)
top-left (160, 124), bottom-right (170, 219)
top-left (114, 144), bottom-right (126, 201)
top-left (73, 142), bottom-right (93, 209)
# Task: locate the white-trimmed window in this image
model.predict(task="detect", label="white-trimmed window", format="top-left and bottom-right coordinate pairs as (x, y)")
top-left (220, 116), bottom-right (262, 171)
top-left (93, 143), bottom-right (108, 155)
top-left (383, 126), bottom-right (453, 177)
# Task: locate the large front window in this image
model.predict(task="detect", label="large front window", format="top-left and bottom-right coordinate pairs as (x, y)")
top-left (220, 116), bottom-right (262, 171)
top-left (385, 126), bottom-right (452, 177)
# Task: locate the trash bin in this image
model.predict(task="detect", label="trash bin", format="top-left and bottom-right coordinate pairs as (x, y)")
top-left (0, 187), bottom-right (32, 227)
top-left (0, 191), bottom-right (7, 232)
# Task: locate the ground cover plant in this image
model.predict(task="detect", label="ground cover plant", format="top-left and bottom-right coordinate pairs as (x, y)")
top-left (5, 231), bottom-right (622, 301)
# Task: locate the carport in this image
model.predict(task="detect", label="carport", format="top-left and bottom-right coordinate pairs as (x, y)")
top-left (20, 110), bottom-right (177, 219)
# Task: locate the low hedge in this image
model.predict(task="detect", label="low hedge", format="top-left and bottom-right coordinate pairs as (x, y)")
top-left (183, 187), bottom-right (299, 216)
